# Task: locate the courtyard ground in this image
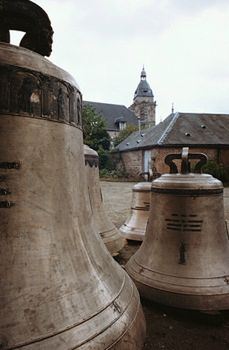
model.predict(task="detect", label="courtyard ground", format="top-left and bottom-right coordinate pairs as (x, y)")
top-left (101, 181), bottom-right (229, 350)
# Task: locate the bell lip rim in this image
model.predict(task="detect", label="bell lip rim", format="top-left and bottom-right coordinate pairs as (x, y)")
top-left (2, 274), bottom-right (144, 349)
top-left (126, 260), bottom-right (229, 290)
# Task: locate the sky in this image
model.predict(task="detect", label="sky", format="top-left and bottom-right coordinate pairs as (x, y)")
top-left (11, 0), bottom-right (229, 123)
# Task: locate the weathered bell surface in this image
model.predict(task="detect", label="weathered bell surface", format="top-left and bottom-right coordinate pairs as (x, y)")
top-left (84, 145), bottom-right (126, 255)
top-left (0, 2), bottom-right (146, 348)
top-left (120, 181), bottom-right (151, 241)
top-left (126, 147), bottom-right (229, 310)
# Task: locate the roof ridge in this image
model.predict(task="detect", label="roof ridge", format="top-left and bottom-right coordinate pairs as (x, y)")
top-left (157, 112), bottom-right (180, 145)
top-left (84, 100), bottom-right (126, 108)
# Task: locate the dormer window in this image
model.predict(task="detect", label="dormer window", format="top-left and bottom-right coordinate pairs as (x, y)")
top-left (119, 121), bottom-right (126, 130)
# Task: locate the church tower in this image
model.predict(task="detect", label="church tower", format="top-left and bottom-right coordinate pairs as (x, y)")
top-left (129, 67), bottom-right (156, 128)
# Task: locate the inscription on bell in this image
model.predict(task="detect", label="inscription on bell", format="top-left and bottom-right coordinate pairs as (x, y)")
top-left (0, 162), bottom-right (20, 169)
top-left (0, 201), bottom-right (14, 208)
top-left (166, 214), bottom-right (203, 232)
top-left (0, 188), bottom-right (11, 195)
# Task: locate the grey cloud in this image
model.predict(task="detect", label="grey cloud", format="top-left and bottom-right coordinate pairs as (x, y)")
top-left (30, 0), bottom-right (229, 121)
top-left (169, 0), bottom-right (229, 14)
top-left (33, 0), bottom-right (229, 43)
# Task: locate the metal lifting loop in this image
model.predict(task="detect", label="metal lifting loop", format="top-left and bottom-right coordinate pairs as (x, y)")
top-left (181, 147), bottom-right (190, 174)
top-left (165, 147), bottom-right (208, 174)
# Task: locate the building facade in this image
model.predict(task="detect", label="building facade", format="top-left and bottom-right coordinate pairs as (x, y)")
top-left (113, 112), bottom-right (229, 178)
top-left (83, 101), bottom-right (138, 140)
top-left (83, 67), bottom-right (156, 140)
top-left (129, 67), bottom-right (156, 129)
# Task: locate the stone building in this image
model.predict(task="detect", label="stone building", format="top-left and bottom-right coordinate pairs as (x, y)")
top-left (129, 67), bottom-right (156, 129)
top-left (83, 67), bottom-right (156, 140)
top-left (113, 112), bottom-right (229, 178)
top-left (83, 101), bottom-right (138, 140)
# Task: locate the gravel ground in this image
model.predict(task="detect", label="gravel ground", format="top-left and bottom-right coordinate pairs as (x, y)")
top-left (101, 181), bottom-right (229, 350)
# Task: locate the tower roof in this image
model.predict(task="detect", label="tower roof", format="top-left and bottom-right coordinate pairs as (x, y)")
top-left (140, 66), bottom-right (146, 79)
top-left (134, 67), bottom-right (153, 99)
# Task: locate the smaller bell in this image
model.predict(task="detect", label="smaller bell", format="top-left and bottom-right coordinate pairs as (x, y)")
top-left (126, 147), bottom-right (229, 310)
top-left (120, 181), bottom-right (151, 241)
top-left (84, 145), bottom-right (126, 255)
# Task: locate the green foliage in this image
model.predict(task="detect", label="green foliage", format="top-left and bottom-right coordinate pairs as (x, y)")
top-left (82, 105), bottom-right (111, 152)
top-left (202, 160), bottom-right (229, 183)
top-left (97, 147), bottom-right (110, 169)
top-left (113, 124), bottom-right (138, 147)
top-left (99, 166), bottom-right (129, 180)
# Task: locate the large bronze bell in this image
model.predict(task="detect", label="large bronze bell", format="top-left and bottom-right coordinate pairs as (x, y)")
top-left (120, 181), bottom-right (151, 241)
top-left (126, 147), bottom-right (229, 310)
top-left (0, 3), bottom-right (146, 348)
top-left (84, 145), bottom-right (126, 255)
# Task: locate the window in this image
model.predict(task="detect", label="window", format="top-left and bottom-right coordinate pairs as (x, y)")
top-left (119, 121), bottom-right (126, 130)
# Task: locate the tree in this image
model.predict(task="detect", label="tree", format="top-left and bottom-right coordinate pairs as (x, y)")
top-left (82, 105), bottom-right (111, 151)
top-left (113, 124), bottom-right (138, 147)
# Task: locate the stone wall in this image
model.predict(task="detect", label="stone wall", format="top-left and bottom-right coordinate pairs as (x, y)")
top-left (113, 147), bottom-right (229, 178)
top-left (219, 148), bottom-right (229, 167)
top-left (112, 150), bottom-right (143, 178)
top-left (129, 97), bottom-right (156, 128)
top-left (154, 147), bottom-right (219, 174)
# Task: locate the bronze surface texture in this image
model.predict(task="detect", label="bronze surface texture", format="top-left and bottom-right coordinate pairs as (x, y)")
top-left (0, 42), bottom-right (146, 349)
top-left (0, 0), bottom-right (53, 56)
top-left (126, 148), bottom-right (229, 310)
top-left (120, 182), bottom-right (151, 241)
top-left (84, 145), bottom-right (126, 256)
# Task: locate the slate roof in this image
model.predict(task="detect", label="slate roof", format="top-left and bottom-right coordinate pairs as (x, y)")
top-left (134, 67), bottom-right (154, 99)
top-left (83, 101), bottom-right (138, 131)
top-left (116, 112), bottom-right (229, 152)
top-left (134, 79), bottom-right (153, 99)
